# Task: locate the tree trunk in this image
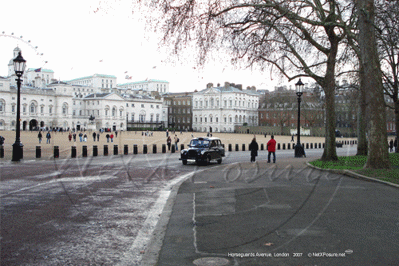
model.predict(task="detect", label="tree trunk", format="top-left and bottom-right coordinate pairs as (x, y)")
top-left (321, 29), bottom-right (339, 161)
top-left (357, 64), bottom-right (368, 156)
top-left (357, 0), bottom-right (390, 168)
top-left (395, 101), bottom-right (399, 153)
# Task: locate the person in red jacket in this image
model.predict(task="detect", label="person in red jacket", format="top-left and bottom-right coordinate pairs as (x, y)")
top-left (267, 135), bottom-right (276, 163)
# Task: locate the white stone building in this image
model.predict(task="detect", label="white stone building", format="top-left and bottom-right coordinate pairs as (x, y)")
top-left (192, 82), bottom-right (260, 133)
top-left (0, 47), bottom-right (167, 132)
top-left (118, 79), bottom-right (169, 94)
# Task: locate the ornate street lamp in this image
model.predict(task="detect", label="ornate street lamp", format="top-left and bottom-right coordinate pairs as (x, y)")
top-left (295, 78), bottom-right (305, 158)
top-left (12, 51), bottom-right (26, 162)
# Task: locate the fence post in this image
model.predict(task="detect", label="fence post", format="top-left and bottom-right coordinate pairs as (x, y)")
top-left (93, 145), bottom-right (98, 156)
top-left (35, 146), bottom-right (41, 158)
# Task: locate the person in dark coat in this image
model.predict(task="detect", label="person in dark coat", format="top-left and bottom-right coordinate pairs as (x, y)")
top-left (93, 132), bottom-right (97, 142)
top-left (394, 138), bottom-right (398, 153)
top-left (249, 137), bottom-right (259, 162)
top-left (389, 139), bottom-right (394, 152)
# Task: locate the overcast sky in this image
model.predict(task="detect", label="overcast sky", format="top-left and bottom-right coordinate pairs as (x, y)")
top-left (0, 0), bottom-right (291, 92)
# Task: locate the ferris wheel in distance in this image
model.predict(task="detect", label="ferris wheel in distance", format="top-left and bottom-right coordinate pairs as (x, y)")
top-left (1, 31), bottom-right (48, 67)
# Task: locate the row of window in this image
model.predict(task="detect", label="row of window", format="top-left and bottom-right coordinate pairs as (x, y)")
top-left (193, 115), bottom-right (256, 124)
top-left (168, 116), bottom-right (191, 123)
top-left (195, 99), bottom-right (257, 109)
top-left (170, 108), bottom-right (191, 114)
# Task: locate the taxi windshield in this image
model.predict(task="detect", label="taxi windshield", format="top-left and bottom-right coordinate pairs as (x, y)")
top-left (189, 139), bottom-right (210, 147)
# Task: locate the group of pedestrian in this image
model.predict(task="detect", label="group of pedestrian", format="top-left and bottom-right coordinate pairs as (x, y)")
top-left (105, 133), bottom-right (114, 143)
top-left (166, 134), bottom-right (180, 151)
top-left (249, 135), bottom-right (276, 163)
top-left (37, 131), bottom-right (52, 144)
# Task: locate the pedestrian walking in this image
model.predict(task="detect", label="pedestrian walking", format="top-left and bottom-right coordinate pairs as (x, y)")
top-left (174, 134), bottom-right (179, 151)
top-left (394, 138), bottom-right (398, 153)
top-left (97, 132), bottom-right (100, 142)
top-left (38, 131), bottom-right (43, 144)
top-left (267, 135), bottom-right (276, 163)
top-left (73, 132), bottom-right (77, 142)
top-left (389, 139), bottom-right (394, 152)
top-left (79, 132), bottom-right (83, 142)
top-left (115, 131), bottom-right (118, 138)
top-left (106, 134), bottom-right (110, 143)
top-left (46, 132), bottom-right (51, 144)
top-left (167, 136), bottom-right (172, 151)
top-left (110, 133), bottom-right (114, 142)
top-left (291, 134), bottom-right (295, 142)
top-left (68, 132), bottom-right (72, 142)
top-left (83, 133), bottom-right (87, 142)
top-left (0, 135), bottom-right (5, 146)
top-left (249, 137), bottom-right (259, 162)
top-left (93, 132), bottom-right (97, 142)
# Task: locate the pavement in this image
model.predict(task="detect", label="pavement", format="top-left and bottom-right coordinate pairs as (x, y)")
top-left (142, 157), bottom-right (399, 266)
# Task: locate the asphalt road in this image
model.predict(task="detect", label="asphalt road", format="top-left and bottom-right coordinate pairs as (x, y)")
top-left (0, 145), bottom-right (363, 265)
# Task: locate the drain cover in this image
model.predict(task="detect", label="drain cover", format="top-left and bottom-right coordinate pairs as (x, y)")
top-left (193, 257), bottom-right (230, 266)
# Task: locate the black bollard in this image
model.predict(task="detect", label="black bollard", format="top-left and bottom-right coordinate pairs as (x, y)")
top-left (124, 144), bottom-right (128, 155)
top-left (228, 143), bottom-right (232, 152)
top-left (235, 144), bottom-right (239, 151)
top-left (287, 143), bottom-right (291, 150)
top-left (54, 146), bottom-right (59, 158)
top-left (143, 144), bottom-right (147, 154)
top-left (260, 143), bottom-right (264, 150)
top-left (277, 143), bottom-right (281, 150)
top-left (282, 143), bottom-right (286, 150)
top-left (82, 145), bottom-right (87, 157)
top-left (133, 144), bottom-right (138, 154)
top-left (153, 144), bottom-right (157, 154)
top-left (93, 145), bottom-right (98, 156)
top-left (36, 146), bottom-right (41, 158)
top-left (71, 146), bottom-right (76, 158)
top-left (114, 145), bottom-right (118, 155)
top-left (180, 144), bottom-right (184, 151)
top-left (171, 144), bottom-right (175, 153)
top-left (242, 144), bottom-right (245, 151)
top-left (104, 145), bottom-right (108, 156)
top-left (162, 144), bottom-right (166, 153)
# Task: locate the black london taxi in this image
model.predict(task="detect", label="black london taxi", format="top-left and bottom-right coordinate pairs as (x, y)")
top-left (179, 137), bottom-right (225, 165)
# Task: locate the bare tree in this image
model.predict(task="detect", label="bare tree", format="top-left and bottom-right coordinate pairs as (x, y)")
top-left (355, 0), bottom-right (390, 168)
top-left (132, 0), bottom-right (360, 161)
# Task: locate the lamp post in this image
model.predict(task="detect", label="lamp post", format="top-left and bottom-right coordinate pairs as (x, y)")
top-left (11, 51), bottom-right (26, 162)
top-left (295, 78), bottom-right (305, 158)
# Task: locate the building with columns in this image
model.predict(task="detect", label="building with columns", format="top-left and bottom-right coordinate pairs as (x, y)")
top-left (0, 47), bottom-right (166, 132)
top-left (192, 82), bottom-right (260, 133)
